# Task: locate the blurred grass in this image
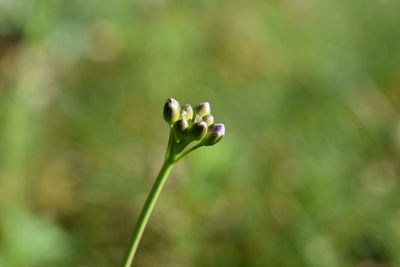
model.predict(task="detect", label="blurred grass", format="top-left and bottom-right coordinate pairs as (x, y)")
top-left (0, 0), bottom-right (400, 266)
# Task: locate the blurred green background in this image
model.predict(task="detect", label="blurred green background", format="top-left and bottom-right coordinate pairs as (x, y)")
top-left (1, 0), bottom-right (400, 266)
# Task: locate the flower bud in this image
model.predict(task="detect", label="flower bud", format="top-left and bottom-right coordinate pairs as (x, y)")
top-left (194, 102), bottom-right (211, 117)
top-left (193, 114), bottom-right (202, 124)
top-left (173, 118), bottom-right (189, 141)
top-left (180, 111), bottom-right (188, 119)
top-left (163, 98), bottom-right (180, 125)
top-left (190, 121), bottom-right (208, 140)
top-left (202, 123), bottom-right (225, 146)
top-left (181, 104), bottom-right (193, 120)
top-left (202, 114), bottom-right (214, 126)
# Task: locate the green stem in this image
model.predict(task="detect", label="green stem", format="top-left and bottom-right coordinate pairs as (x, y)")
top-left (174, 143), bottom-right (203, 163)
top-left (120, 159), bottom-right (174, 267)
top-left (165, 130), bottom-right (174, 160)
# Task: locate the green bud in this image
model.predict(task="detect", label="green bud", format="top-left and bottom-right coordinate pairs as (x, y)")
top-left (163, 98), bottom-right (180, 126)
top-left (194, 102), bottom-right (211, 117)
top-left (202, 124), bottom-right (225, 146)
top-left (181, 104), bottom-right (193, 120)
top-left (190, 121), bottom-right (208, 140)
top-left (180, 111), bottom-right (188, 119)
top-left (202, 114), bottom-right (214, 126)
top-left (173, 118), bottom-right (189, 141)
top-left (193, 114), bottom-right (202, 124)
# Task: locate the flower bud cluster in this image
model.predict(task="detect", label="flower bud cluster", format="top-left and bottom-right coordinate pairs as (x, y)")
top-left (163, 98), bottom-right (225, 148)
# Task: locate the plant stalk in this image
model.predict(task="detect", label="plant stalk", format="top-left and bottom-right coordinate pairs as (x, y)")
top-left (120, 159), bottom-right (174, 267)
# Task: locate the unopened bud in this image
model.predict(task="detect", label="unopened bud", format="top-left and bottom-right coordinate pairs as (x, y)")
top-left (163, 98), bottom-right (180, 125)
top-left (180, 111), bottom-right (188, 119)
top-left (181, 104), bottom-right (193, 120)
top-left (190, 121), bottom-right (208, 140)
top-left (173, 118), bottom-right (189, 141)
top-left (194, 102), bottom-right (211, 117)
top-left (193, 114), bottom-right (202, 124)
top-left (202, 114), bottom-right (214, 126)
top-left (202, 124), bottom-right (225, 146)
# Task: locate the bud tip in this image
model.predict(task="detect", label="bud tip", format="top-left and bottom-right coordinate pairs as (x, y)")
top-left (194, 102), bottom-right (211, 117)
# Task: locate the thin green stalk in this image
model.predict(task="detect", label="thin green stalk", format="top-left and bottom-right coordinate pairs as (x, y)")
top-left (165, 131), bottom-right (174, 160)
top-left (120, 159), bottom-right (174, 267)
top-left (174, 143), bottom-right (203, 163)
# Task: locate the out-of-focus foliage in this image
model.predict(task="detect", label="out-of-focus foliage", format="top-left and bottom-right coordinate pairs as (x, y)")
top-left (0, 0), bottom-right (400, 266)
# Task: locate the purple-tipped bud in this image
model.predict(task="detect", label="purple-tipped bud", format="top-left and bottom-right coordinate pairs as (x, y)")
top-left (193, 114), bottom-right (202, 124)
top-left (163, 98), bottom-right (180, 125)
top-left (190, 121), bottom-right (208, 140)
top-left (202, 114), bottom-right (214, 126)
top-left (202, 123), bottom-right (225, 146)
top-left (194, 102), bottom-right (211, 117)
top-left (173, 118), bottom-right (189, 141)
top-left (181, 104), bottom-right (193, 120)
